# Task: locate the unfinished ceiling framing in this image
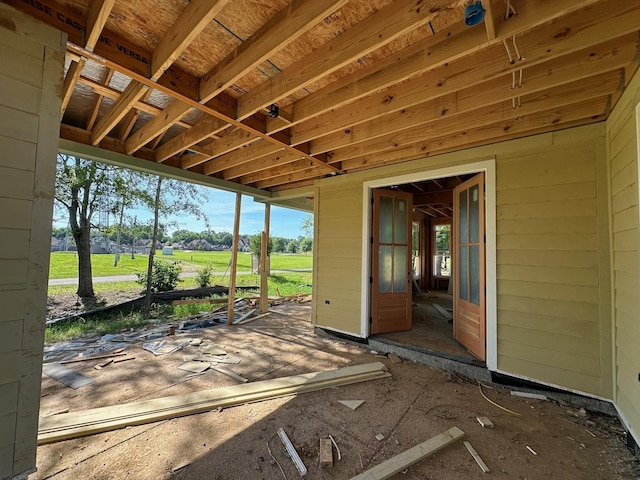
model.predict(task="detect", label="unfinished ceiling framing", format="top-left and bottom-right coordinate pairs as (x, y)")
top-left (9, 0), bottom-right (640, 194)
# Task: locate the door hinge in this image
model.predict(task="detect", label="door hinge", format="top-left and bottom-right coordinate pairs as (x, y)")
top-left (369, 276), bottom-right (373, 284)
top-left (369, 316), bottom-right (373, 324)
top-left (370, 236), bottom-right (374, 244)
top-left (371, 196), bottom-right (375, 206)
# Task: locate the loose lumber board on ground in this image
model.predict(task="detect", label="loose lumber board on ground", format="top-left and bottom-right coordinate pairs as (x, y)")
top-left (432, 303), bottom-right (453, 320)
top-left (350, 426), bottom-right (465, 480)
top-left (38, 362), bottom-right (390, 444)
top-left (43, 363), bottom-right (95, 389)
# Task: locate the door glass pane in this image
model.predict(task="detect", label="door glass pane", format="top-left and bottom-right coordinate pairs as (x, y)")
top-left (434, 224), bottom-right (450, 277)
top-left (379, 195), bottom-right (393, 243)
top-left (378, 245), bottom-right (392, 293)
top-left (459, 245), bottom-right (468, 301)
top-left (393, 246), bottom-right (407, 293)
top-left (470, 245), bottom-right (480, 305)
top-left (394, 198), bottom-right (407, 244)
top-left (469, 184), bottom-right (480, 243)
top-left (459, 190), bottom-right (468, 244)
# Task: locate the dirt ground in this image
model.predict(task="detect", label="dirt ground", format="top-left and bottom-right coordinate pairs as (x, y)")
top-left (36, 301), bottom-right (639, 480)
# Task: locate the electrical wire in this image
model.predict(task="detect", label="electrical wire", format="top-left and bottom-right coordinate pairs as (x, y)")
top-left (478, 381), bottom-right (521, 416)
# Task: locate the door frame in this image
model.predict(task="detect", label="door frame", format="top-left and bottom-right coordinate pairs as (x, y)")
top-left (360, 158), bottom-right (498, 370)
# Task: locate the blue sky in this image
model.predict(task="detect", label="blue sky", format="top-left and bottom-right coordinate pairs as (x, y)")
top-left (130, 188), bottom-right (309, 239)
top-left (54, 183), bottom-right (310, 239)
top-left (183, 188), bottom-right (309, 238)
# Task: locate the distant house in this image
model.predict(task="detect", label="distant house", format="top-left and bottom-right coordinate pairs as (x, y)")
top-left (187, 239), bottom-right (213, 251)
top-left (171, 241), bottom-right (187, 250)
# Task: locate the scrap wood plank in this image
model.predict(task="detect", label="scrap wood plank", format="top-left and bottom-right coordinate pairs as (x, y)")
top-left (350, 427), bottom-right (465, 480)
top-left (59, 352), bottom-right (127, 364)
top-left (211, 366), bottom-right (248, 383)
top-left (463, 441), bottom-right (490, 473)
top-left (432, 303), bottom-right (453, 320)
top-left (172, 297), bottom-right (229, 306)
top-left (38, 362), bottom-right (390, 444)
top-left (320, 438), bottom-right (333, 467)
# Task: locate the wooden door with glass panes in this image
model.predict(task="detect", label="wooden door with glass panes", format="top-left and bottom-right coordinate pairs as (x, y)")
top-left (371, 189), bottom-right (412, 334)
top-left (453, 173), bottom-right (486, 360)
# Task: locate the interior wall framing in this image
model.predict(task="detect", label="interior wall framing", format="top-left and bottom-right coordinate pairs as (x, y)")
top-left (0, 4), bottom-right (65, 478)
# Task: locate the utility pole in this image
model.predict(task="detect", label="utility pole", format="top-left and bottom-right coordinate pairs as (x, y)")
top-left (131, 215), bottom-right (137, 259)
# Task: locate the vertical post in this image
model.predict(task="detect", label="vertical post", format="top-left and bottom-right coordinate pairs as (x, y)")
top-left (227, 193), bottom-right (242, 324)
top-left (260, 204), bottom-right (271, 313)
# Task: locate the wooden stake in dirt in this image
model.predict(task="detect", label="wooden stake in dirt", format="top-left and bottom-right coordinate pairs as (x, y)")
top-left (350, 427), bottom-right (465, 480)
top-left (227, 192), bottom-right (242, 324)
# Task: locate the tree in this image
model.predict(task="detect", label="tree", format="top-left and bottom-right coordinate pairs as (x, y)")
top-left (287, 238), bottom-right (299, 254)
top-left (54, 154), bottom-right (114, 298)
top-left (249, 234), bottom-right (272, 267)
top-left (299, 237), bottom-right (313, 255)
top-left (301, 213), bottom-right (314, 238)
top-left (272, 237), bottom-right (286, 253)
top-left (140, 176), bottom-right (209, 315)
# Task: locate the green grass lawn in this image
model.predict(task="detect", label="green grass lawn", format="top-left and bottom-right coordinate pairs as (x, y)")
top-left (49, 250), bottom-right (313, 279)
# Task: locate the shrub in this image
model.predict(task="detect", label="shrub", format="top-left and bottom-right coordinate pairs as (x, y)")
top-left (195, 262), bottom-right (214, 287)
top-left (136, 260), bottom-right (182, 292)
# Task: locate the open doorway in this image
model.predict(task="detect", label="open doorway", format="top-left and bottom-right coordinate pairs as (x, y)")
top-left (365, 164), bottom-right (495, 367)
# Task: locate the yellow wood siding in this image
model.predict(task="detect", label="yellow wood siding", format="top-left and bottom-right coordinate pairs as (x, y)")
top-left (314, 122), bottom-right (612, 398)
top-left (0, 4), bottom-right (64, 477)
top-left (313, 183), bottom-right (363, 334)
top-left (606, 66), bottom-right (640, 442)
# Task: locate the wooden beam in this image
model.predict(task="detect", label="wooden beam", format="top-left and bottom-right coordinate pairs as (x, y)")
top-left (260, 204), bottom-right (270, 314)
top-left (38, 362), bottom-right (390, 444)
top-left (293, 4), bottom-right (640, 147)
top-left (222, 150), bottom-right (302, 180)
top-left (155, 115), bottom-right (230, 162)
top-left (151, 0), bottom-right (231, 80)
top-left (236, 0), bottom-right (465, 119)
top-left (228, 193), bottom-right (242, 324)
top-left (350, 427), bottom-right (465, 480)
top-left (91, 81), bottom-right (148, 145)
top-left (181, 128), bottom-right (258, 168)
top-left (413, 191), bottom-right (454, 206)
top-left (117, 89), bottom-right (152, 140)
top-left (480, 0), bottom-right (496, 40)
top-left (342, 97), bottom-right (610, 172)
top-left (66, 41), bottom-right (341, 174)
top-left (78, 75), bottom-right (196, 130)
top-left (287, 0), bottom-right (604, 129)
top-left (316, 36), bottom-right (635, 157)
top-left (85, 0), bottom-right (116, 50)
top-left (199, 0), bottom-right (349, 102)
top-left (62, 0), bottom-right (115, 115)
top-left (125, 100), bottom-right (194, 154)
top-left (61, 60), bottom-right (85, 115)
top-left (203, 140), bottom-right (286, 176)
top-left (330, 70), bottom-right (621, 165)
top-left (86, 69), bottom-right (113, 130)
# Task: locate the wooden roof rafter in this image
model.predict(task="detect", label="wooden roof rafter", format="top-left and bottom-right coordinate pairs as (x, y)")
top-left (7, 0), bottom-right (640, 197)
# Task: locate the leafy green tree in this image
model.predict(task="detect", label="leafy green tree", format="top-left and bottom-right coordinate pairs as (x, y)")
top-left (301, 213), bottom-right (314, 238)
top-left (140, 176), bottom-right (209, 315)
top-left (54, 154), bottom-right (115, 298)
top-left (272, 237), bottom-right (286, 253)
top-left (300, 237), bottom-right (313, 255)
top-left (171, 229), bottom-right (199, 244)
top-left (287, 238), bottom-right (299, 254)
